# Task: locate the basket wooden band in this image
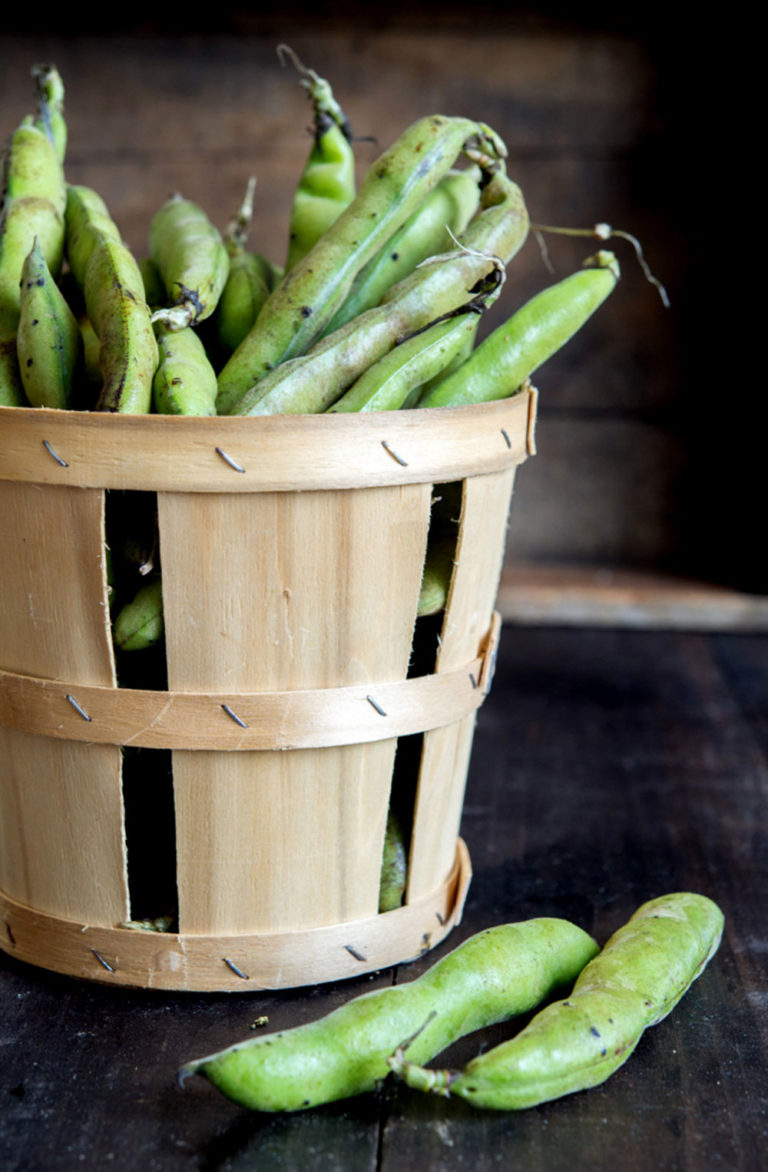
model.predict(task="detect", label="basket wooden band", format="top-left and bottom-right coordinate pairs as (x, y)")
top-left (0, 391), bottom-right (536, 493)
top-left (0, 614), bottom-right (501, 751)
top-left (0, 839), bottom-right (471, 991)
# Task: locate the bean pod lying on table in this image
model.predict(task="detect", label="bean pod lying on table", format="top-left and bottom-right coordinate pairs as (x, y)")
top-left (179, 919), bottom-right (599, 1112)
top-left (389, 892), bottom-right (724, 1110)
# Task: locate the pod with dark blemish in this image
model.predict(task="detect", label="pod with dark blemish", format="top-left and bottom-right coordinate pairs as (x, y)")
top-left (149, 195), bottom-right (229, 331)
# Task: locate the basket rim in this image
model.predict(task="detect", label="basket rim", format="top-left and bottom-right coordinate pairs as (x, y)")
top-left (0, 389), bottom-right (537, 493)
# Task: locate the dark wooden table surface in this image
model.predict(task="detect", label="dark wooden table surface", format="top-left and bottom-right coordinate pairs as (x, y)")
top-left (1, 625), bottom-right (765, 1171)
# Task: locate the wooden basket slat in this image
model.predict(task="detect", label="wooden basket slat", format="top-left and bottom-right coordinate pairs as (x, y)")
top-left (406, 468), bottom-right (517, 900)
top-left (158, 485), bottom-right (432, 933)
top-left (171, 742), bottom-right (397, 934)
top-left (0, 483), bottom-right (128, 923)
top-left (0, 483), bottom-right (115, 683)
top-left (0, 731), bottom-right (128, 923)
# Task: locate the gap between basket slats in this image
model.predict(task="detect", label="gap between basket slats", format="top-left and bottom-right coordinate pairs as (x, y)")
top-left (407, 467), bottom-right (517, 901)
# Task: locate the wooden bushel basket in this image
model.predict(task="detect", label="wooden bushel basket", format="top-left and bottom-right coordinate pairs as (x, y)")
top-left (0, 389), bottom-right (536, 991)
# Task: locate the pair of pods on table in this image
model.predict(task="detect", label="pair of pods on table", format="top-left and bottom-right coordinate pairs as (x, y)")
top-left (181, 893), bottom-right (723, 1113)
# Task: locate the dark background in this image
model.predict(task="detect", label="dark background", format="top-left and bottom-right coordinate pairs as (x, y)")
top-left (1, 4), bottom-right (752, 591)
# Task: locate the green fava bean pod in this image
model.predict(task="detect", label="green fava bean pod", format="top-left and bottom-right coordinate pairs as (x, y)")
top-left (214, 179), bottom-right (276, 357)
top-left (179, 918), bottom-right (599, 1112)
top-left (152, 322), bottom-right (217, 416)
top-left (0, 79), bottom-right (66, 404)
top-left (17, 237), bottom-right (82, 409)
top-left (390, 892), bottom-right (724, 1110)
top-left (328, 310), bottom-right (484, 414)
top-left (323, 166), bottom-right (482, 337)
top-left (225, 168), bottom-right (527, 417)
top-left (65, 185), bottom-right (158, 414)
top-left (419, 250), bottom-right (620, 409)
top-left (417, 535), bottom-right (456, 617)
top-left (113, 576), bottom-right (164, 652)
top-left (215, 114), bottom-right (507, 404)
top-left (149, 195), bottom-right (229, 331)
top-left (281, 48), bottom-right (356, 272)
top-left (378, 810), bottom-right (407, 912)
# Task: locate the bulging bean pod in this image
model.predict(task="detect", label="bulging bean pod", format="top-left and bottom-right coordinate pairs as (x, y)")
top-left (323, 167), bottom-right (482, 337)
top-left (16, 236), bottom-right (82, 409)
top-left (281, 49), bottom-right (356, 272)
top-left (225, 168), bottom-right (527, 416)
top-left (149, 195), bottom-right (229, 330)
top-left (390, 892), bottom-right (724, 1110)
top-left (216, 114), bottom-right (507, 404)
top-left (179, 918), bottom-right (599, 1112)
top-left (65, 184), bottom-right (158, 413)
top-left (152, 322), bottom-right (217, 416)
top-left (0, 87), bottom-right (66, 403)
top-left (113, 576), bottom-right (164, 652)
top-left (419, 250), bottom-right (620, 409)
top-left (65, 185), bottom-right (121, 289)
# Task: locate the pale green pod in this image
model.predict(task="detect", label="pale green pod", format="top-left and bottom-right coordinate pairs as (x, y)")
top-left (0, 98), bottom-right (66, 404)
top-left (65, 185), bottom-right (158, 414)
top-left (215, 116), bottom-right (507, 406)
top-left (17, 237), bottom-right (82, 409)
top-left (328, 311), bottom-right (483, 414)
top-left (149, 196), bottom-right (229, 330)
top-left (65, 185), bottom-right (121, 290)
top-left (152, 322), bottom-right (217, 416)
top-left (378, 810), bottom-right (407, 912)
top-left (323, 167), bottom-right (482, 336)
top-left (180, 918), bottom-right (599, 1112)
top-left (284, 61), bottom-right (356, 272)
top-left (215, 252), bottom-right (273, 356)
top-left (113, 577), bottom-right (164, 652)
top-left (225, 169), bottom-right (527, 417)
top-left (0, 119), bottom-right (66, 344)
top-left (0, 194), bottom-right (66, 332)
top-left (391, 892), bottom-right (724, 1110)
top-left (413, 315), bottom-right (480, 403)
top-left (420, 251), bottom-right (620, 408)
top-left (417, 536), bottom-right (456, 617)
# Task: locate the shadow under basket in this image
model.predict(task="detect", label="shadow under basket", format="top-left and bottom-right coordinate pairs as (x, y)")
top-left (0, 391), bottom-right (536, 991)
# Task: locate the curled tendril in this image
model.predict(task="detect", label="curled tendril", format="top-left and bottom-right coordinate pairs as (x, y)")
top-left (531, 222), bottom-right (670, 308)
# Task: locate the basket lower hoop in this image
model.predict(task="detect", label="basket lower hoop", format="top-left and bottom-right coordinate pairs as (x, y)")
top-left (0, 839), bottom-right (471, 991)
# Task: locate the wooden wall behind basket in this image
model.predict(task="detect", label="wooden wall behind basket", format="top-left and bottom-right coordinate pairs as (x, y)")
top-left (1, 9), bottom-right (752, 592)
